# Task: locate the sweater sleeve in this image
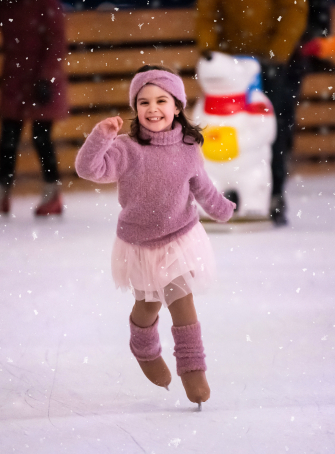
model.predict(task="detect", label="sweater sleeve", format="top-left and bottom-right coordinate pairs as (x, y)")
top-left (75, 125), bottom-right (128, 184)
top-left (190, 148), bottom-right (236, 222)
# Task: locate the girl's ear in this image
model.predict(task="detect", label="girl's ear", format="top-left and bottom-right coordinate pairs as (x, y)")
top-left (174, 105), bottom-right (181, 117)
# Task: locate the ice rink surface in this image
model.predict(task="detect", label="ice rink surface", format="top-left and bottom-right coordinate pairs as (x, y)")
top-left (1, 172), bottom-right (335, 454)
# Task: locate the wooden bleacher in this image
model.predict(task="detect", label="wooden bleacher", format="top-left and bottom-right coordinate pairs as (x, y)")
top-left (0, 8), bottom-right (199, 176)
top-left (295, 73), bottom-right (335, 158)
top-left (0, 7), bottom-right (335, 178)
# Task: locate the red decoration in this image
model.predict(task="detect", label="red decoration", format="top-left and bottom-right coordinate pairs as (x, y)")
top-left (204, 94), bottom-right (273, 116)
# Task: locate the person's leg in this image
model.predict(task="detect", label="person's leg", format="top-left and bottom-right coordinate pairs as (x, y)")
top-left (167, 292), bottom-right (198, 327)
top-left (0, 119), bottom-right (23, 186)
top-left (285, 51), bottom-right (308, 153)
top-left (32, 120), bottom-right (63, 215)
top-left (32, 120), bottom-right (60, 183)
top-left (261, 64), bottom-right (289, 194)
top-left (131, 299), bottom-right (162, 328)
top-left (130, 299), bottom-right (171, 388)
top-left (0, 119), bottom-right (23, 213)
top-left (261, 63), bottom-right (289, 225)
top-left (168, 293), bottom-right (210, 405)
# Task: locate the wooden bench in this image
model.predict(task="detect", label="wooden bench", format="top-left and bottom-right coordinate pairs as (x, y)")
top-left (0, 7), bottom-right (335, 178)
top-left (294, 72), bottom-right (335, 159)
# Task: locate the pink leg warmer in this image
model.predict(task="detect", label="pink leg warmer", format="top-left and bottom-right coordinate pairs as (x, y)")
top-left (129, 316), bottom-right (162, 362)
top-left (171, 321), bottom-right (207, 376)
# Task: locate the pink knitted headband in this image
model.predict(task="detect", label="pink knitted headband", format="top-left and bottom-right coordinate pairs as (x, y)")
top-left (129, 70), bottom-right (187, 110)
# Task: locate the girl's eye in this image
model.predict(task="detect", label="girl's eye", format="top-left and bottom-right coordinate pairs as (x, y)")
top-left (158, 100), bottom-right (166, 103)
top-left (140, 102), bottom-right (148, 105)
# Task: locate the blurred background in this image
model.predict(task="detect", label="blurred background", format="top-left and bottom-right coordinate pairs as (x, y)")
top-left (1, 0), bottom-right (335, 198)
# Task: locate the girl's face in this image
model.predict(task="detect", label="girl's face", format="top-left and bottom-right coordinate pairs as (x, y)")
top-left (136, 84), bottom-right (180, 132)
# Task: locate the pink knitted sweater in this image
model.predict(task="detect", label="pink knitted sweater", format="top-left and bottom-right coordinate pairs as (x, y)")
top-left (75, 123), bottom-right (235, 248)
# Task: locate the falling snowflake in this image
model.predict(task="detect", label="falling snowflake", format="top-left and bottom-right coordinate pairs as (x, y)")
top-left (168, 438), bottom-right (181, 448)
top-left (269, 50), bottom-right (275, 59)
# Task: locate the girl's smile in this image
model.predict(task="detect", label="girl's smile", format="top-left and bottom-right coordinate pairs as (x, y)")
top-left (136, 84), bottom-right (180, 132)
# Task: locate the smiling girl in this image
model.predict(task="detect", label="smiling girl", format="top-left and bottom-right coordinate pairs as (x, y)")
top-left (75, 65), bottom-right (236, 409)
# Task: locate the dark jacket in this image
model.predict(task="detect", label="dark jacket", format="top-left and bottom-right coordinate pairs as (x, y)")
top-left (196, 0), bottom-right (308, 64)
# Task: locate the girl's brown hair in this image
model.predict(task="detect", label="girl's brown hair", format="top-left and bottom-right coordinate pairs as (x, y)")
top-left (129, 65), bottom-right (204, 146)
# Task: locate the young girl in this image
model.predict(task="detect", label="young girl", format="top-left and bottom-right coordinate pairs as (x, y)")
top-left (75, 65), bottom-right (236, 408)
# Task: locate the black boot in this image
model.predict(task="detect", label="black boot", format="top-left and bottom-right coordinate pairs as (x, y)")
top-left (0, 185), bottom-right (10, 214)
top-left (270, 194), bottom-right (288, 226)
top-left (224, 190), bottom-right (239, 212)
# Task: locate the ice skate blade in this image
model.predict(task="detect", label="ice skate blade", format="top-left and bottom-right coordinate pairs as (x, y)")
top-left (197, 402), bottom-right (202, 412)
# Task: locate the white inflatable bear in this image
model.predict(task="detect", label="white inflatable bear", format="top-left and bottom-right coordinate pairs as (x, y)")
top-left (193, 52), bottom-right (276, 219)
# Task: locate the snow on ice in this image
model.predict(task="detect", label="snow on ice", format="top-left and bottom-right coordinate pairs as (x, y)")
top-left (0, 173), bottom-right (334, 453)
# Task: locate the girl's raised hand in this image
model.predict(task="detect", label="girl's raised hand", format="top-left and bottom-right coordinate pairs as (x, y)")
top-left (98, 116), bottom-right (123, 136)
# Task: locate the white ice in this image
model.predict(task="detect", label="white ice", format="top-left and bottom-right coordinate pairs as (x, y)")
top-left (1, 173), bottom-right (334, 454)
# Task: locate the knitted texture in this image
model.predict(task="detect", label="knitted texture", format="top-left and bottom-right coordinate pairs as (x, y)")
top-left (171, 322), bottom-right (207, 376)
top-left (129, 70), bottom-right (187, 109)
top-left (129, 316), bottom-right (162, 362)
top-left (75, 123), bottom-right (236, 248)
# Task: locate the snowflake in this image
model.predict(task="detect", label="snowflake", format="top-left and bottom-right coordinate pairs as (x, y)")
top-left (168, 438), bottom-right (181, 448)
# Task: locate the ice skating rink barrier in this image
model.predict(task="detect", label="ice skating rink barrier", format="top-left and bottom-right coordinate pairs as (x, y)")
top-left (1, 7), bottom-right (335, 178)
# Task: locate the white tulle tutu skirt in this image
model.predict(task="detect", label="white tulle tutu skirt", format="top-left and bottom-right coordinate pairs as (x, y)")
top-left (111, 222), bottom-right (216, 307)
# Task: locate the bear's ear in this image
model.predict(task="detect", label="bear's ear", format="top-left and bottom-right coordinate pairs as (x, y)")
top-left (201, 50), bottom-right (213, 61)
top-left (235, 57), bottom-right (261, 79)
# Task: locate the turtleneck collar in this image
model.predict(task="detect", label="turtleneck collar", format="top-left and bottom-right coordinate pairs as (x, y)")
top-left (139, 122), bottom-right (183, 146)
